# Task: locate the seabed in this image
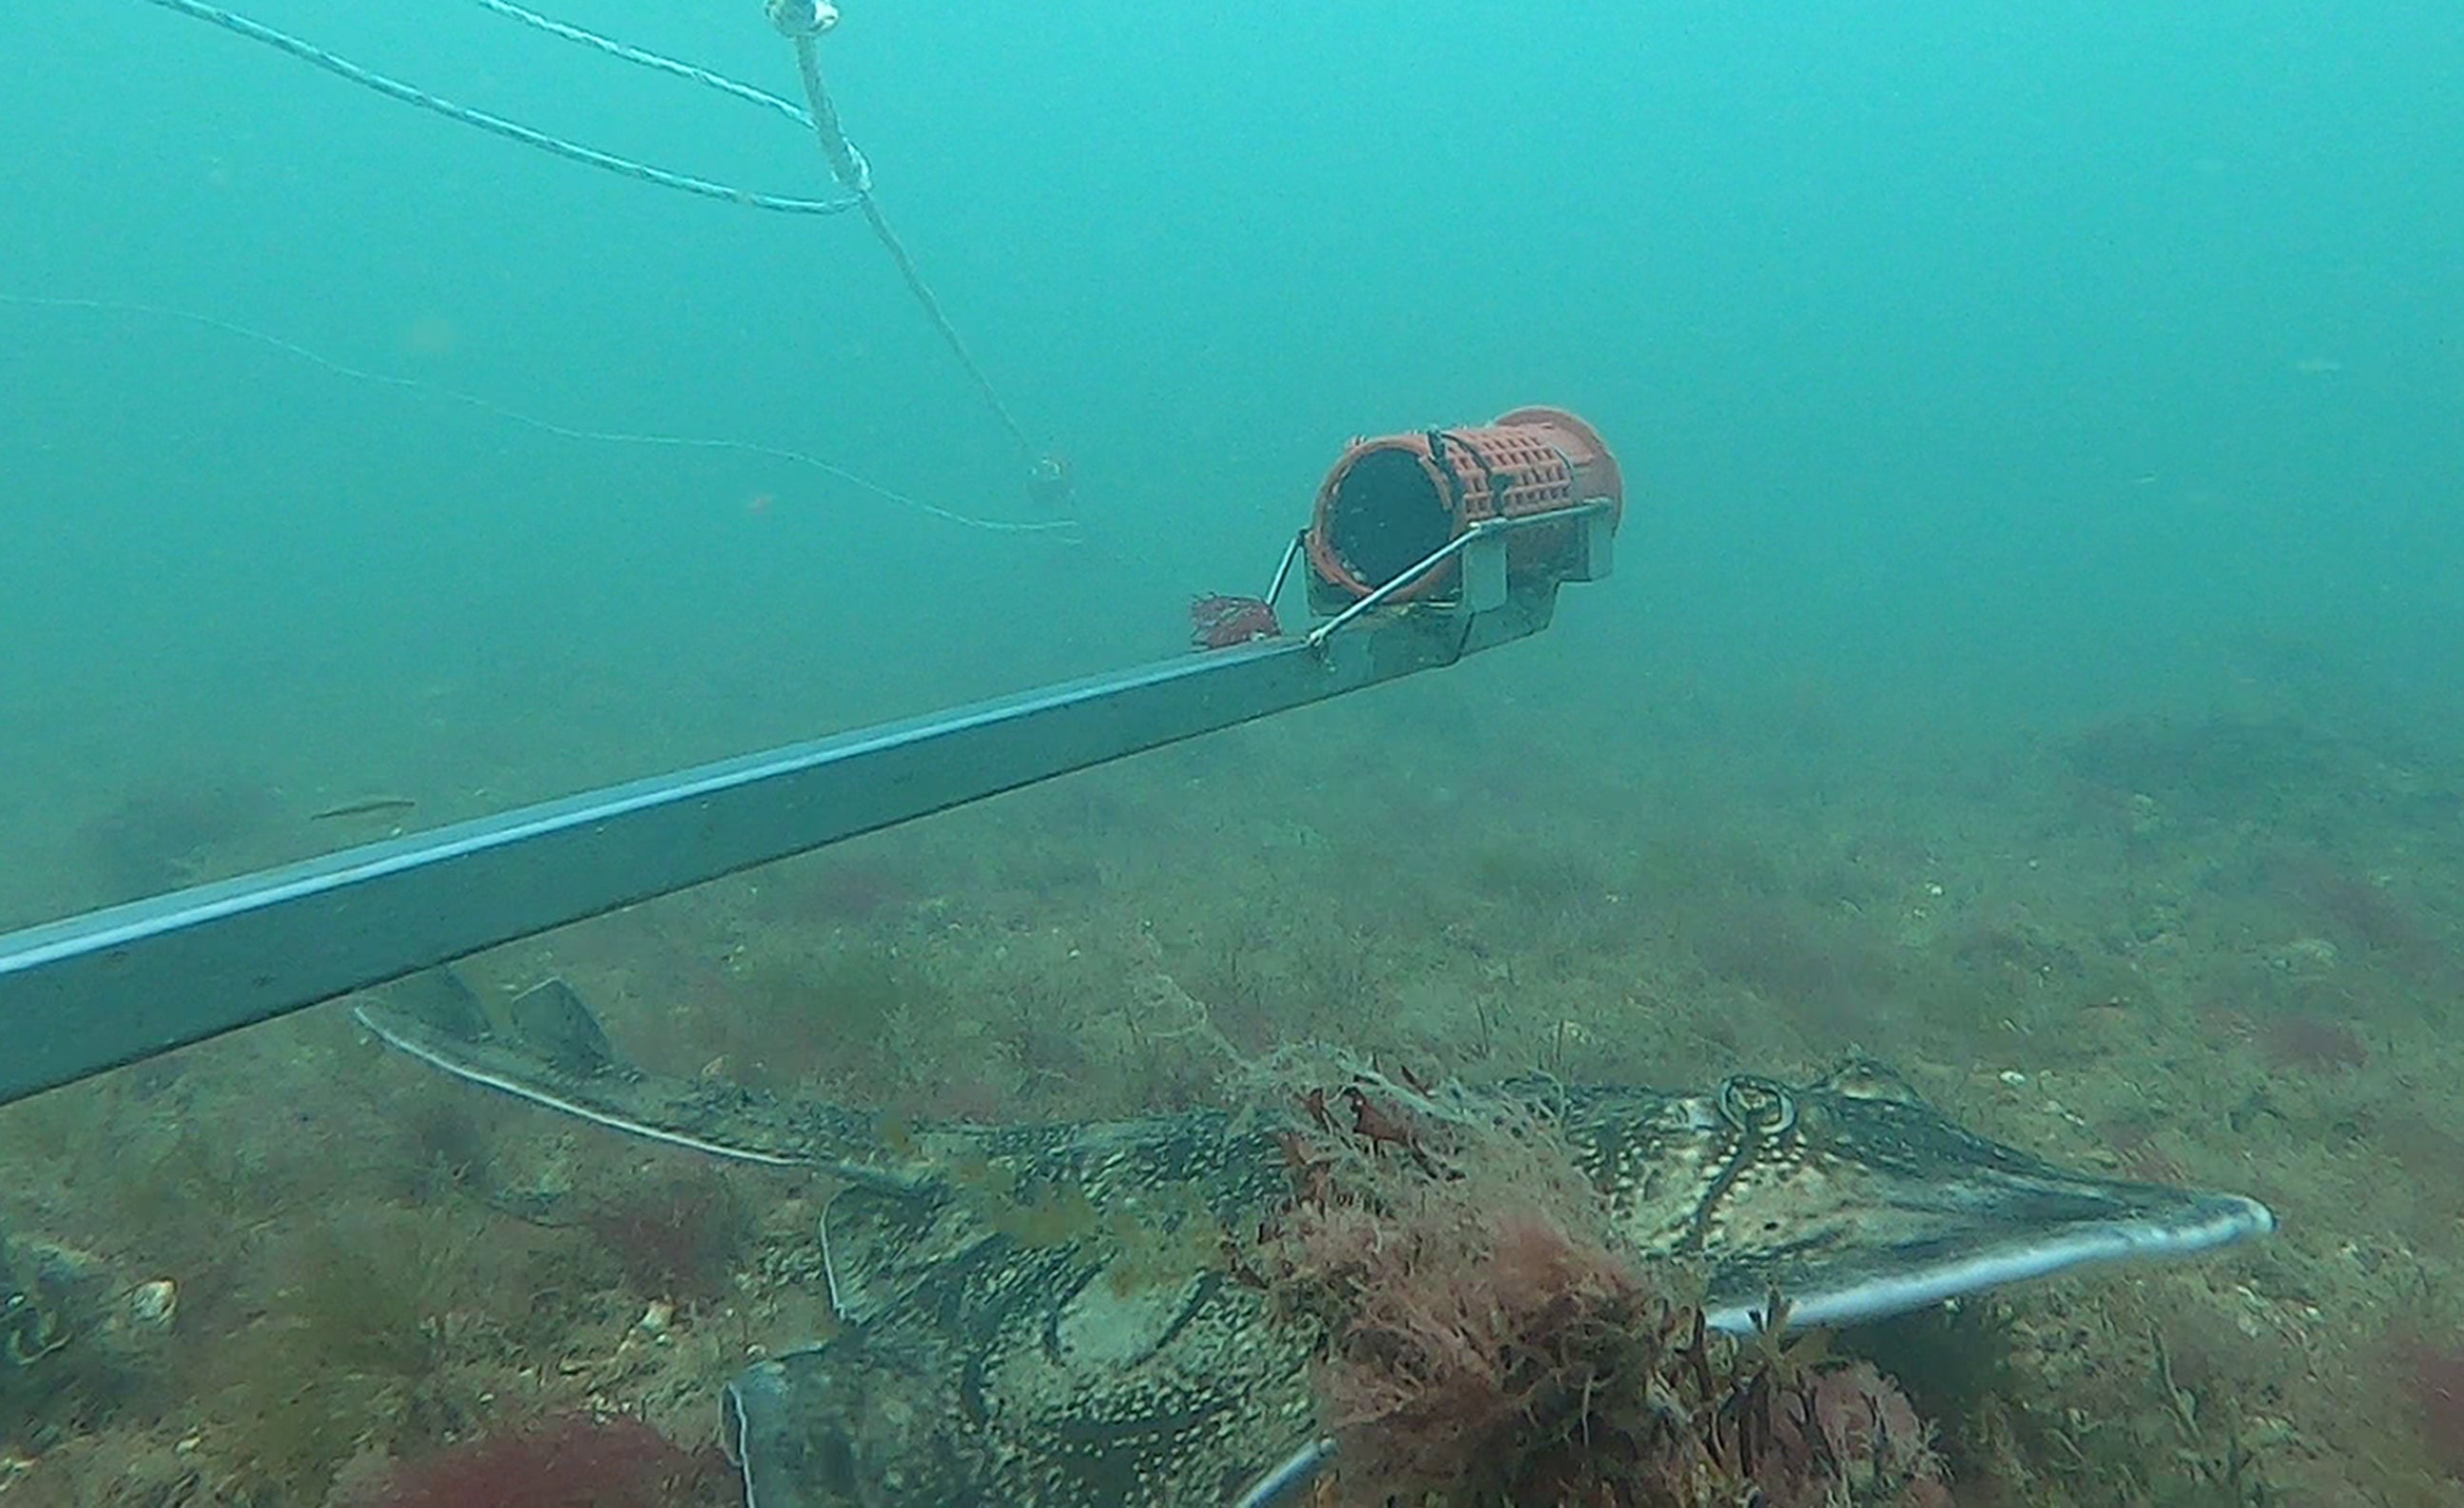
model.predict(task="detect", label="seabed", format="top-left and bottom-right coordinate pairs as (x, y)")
top-left (2, 676), bottom-right (2457, 1506)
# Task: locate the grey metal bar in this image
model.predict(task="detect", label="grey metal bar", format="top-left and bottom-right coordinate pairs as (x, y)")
top-left (0, 591), bottom-right (1556, 1107)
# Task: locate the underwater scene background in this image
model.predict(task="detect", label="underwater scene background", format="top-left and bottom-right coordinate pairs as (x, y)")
top-left (3, 1), bottom-right (2462, 1503)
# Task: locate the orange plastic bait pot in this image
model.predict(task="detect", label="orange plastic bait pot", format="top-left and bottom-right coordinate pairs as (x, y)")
top-left (1306, 407), bottom-right (1623, 604)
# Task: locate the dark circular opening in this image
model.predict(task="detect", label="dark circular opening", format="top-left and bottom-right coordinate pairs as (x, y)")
top-left (1326, 448), bottom-right (1454, 590)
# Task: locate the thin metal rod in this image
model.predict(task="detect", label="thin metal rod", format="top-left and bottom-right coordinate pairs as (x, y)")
top-left (1308, 501), bottom-right (1612, 649)
top-left (1265, 530), bottom-right (1306, 609)
top-left (1309, 530), bottom-right (1481, 648)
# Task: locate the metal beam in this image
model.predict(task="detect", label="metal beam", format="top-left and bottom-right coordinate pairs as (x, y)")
top-left (0, 594), bottom-right (1553, 1107)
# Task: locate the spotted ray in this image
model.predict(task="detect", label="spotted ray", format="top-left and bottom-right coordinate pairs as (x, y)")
top-left (356, 971), bottom-right (2272, 1508)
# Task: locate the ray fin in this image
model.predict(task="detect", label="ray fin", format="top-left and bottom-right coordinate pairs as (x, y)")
top-left (355, 969), bottom-right (934, 1191)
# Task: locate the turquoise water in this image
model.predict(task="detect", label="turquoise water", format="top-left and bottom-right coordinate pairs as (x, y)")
top-left (4, 4), bottom-right (2463, 1503)
top-left (9, 5), bottom-right (2456, 923)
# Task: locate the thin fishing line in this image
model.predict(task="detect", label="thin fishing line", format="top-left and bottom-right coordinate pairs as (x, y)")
top-left (779, 24), bottom-right (1042, 476)
top-left (130, 0), bottom-right (862, 214)
top-left (0, 294), bottom-right (1078, 537)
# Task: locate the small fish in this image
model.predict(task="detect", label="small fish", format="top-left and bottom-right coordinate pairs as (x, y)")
top-left (308, 796), bottom-right (418, 822)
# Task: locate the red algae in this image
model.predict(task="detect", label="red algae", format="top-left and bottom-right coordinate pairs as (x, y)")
top-left (357, 1415), bottom-right (711, 1508)
top-left (2101, 1120), bottom-right (2188, 1187)
top-left (2275, 853), bottom-right (2436, 969)
top-left (2393, 1333), bottom-right (2464, 1478)
top-left (583, 1172), bottom-right (747, 1305)
top-left (1251, 1066), bottom-right (1951, 1507)
top-left (1812, 1363), bottom-right (1955, 1508)
top-left (2257, 1014), bottom-right (2369, 1073)
top-left (1310, 1194), bottom-right (1665, 1498)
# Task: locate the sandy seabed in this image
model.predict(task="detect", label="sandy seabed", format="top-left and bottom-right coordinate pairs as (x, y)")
top-left (4, 678), bottom-right (2459, 1507)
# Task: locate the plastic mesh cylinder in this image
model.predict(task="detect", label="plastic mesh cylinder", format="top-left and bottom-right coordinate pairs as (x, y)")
top-left (1307, 407), bottom-right (1622, 603)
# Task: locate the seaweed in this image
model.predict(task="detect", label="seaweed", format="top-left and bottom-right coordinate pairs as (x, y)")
top-left (2061, 714), bottom-right (2338, 822)
top-left (582, 1170), bottom-right (748, 1307)
top-left (211, 1347), bottom-right (390, 1499)
top-left (196, 1206), bottom-right (496, 1495)
top-left (2393, 1328), bottom-right (2464, 1479)
top-left (1466, 840), bottom-right (1611, 914)
top-left (987, 969), bottom-right (1087, 1110)
top-left (2260, 848), bottom-right (2442, 976)
top-left (2255, 1013), bottom-right (2369, 1073)
top-left (697, 938), bottom-right (947, 1093)
top-left (1690, 901), bottom-right (1901, 1038)
top-left (394, 1092), bottom-right (496, 1199)
top-left (1249, 1065), bottom-right (1950, 1507)
top-left (268, 1207), bottom-right (464, 1380)
top-left (352, 1412), bottom-right (716, 1508)
top-left (1843, 1300), bottom-right (2022, 1483)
